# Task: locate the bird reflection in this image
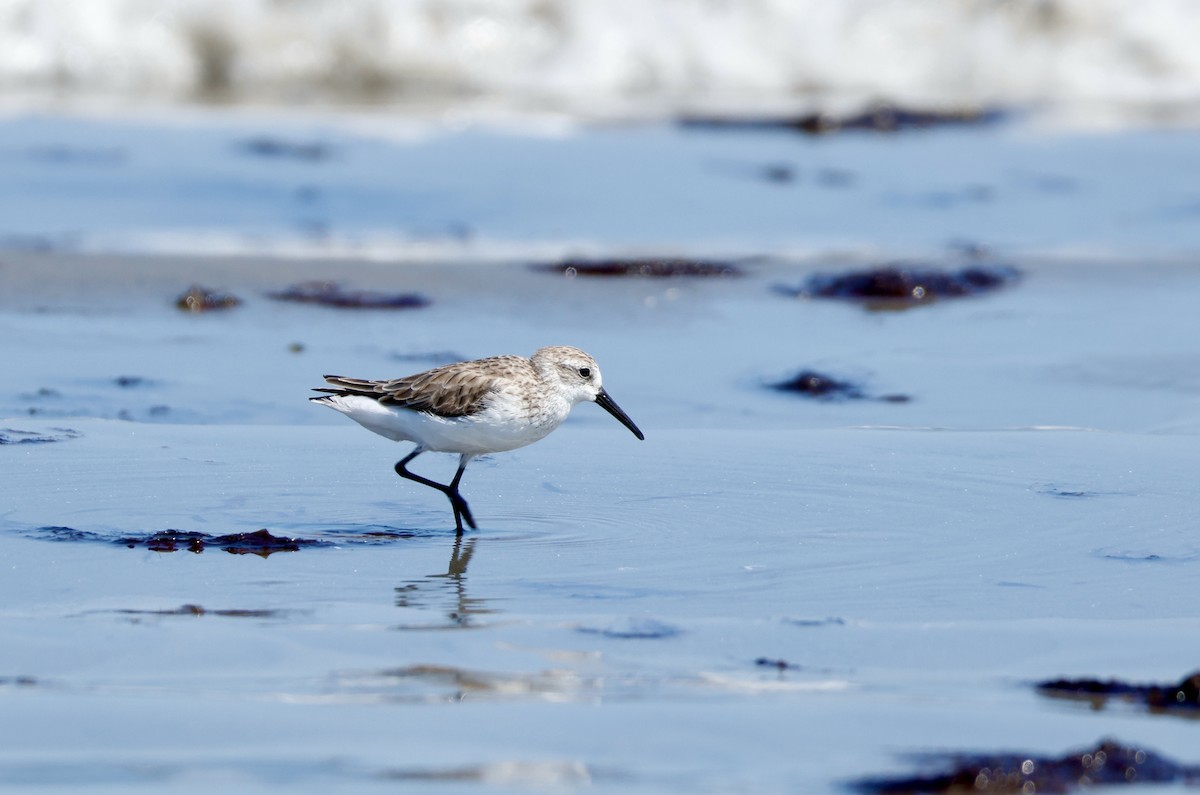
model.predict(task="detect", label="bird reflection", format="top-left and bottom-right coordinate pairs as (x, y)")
top-left (394, 535), bottom-right (494, 627)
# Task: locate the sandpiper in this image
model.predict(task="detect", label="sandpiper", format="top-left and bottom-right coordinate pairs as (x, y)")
top-left (311, 346), bottom-right (644, 532)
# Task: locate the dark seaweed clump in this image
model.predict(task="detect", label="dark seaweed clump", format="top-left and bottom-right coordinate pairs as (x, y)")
top-left (538, 258), bottom-right (743, 279)
top-left (681, 104), bottom-right (1006, 136)
top-left (176, 284), bottom-right (241, 313)
top-left (35, 525), bottom-right (440, 553)
top-left (755, 657), bottom-right (798, 671)
top-left (0, 427), bottom-right (80, 444)
top-left (772, 370), bottom-right (865, 400)
top-left (34, 526), bottom-right (325, 557)
top-left (112, 604), bottom-right (283, 618)
top-left (1039, 488), bottom-right (1095, 499)
top-left (854, 738), bottom-right (1199, 794)
top-left (1037, 670), bottom-right (1200, 713)
top-left (771, 370), bottom-right (910, 403)
top-left (120, 529), bottom-right (327, 556)
top-left (776, 264), bottom-right (1019, 307)
top-left (268, 281), bottom-right (430, 309)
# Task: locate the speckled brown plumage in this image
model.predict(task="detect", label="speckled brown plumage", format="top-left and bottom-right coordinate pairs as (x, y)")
top-left (315, 355), bottom-right (533, 418)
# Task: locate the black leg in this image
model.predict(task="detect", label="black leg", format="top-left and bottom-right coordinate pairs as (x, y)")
top-left (394, 449), bottom-right (477, 533)
top-left (448, 456), bottom-right (475, 532)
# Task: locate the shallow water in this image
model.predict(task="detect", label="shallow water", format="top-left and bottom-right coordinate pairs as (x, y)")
top-left (4, 422), bottom-right (1200, 793)
top-left (2, 230), bottom-right (1200, 791)
top-left (3, 114), bottom-right (1200, 258)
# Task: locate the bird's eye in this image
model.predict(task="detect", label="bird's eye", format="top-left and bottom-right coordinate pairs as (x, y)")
top-left (578, 367), bottom-right (592, 379)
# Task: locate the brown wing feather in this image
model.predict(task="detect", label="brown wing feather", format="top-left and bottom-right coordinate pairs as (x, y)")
top-left (320, 355), bottom-right (526, 418)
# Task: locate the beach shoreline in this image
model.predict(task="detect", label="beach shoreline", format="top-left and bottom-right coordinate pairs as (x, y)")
top-left (2, 97), bottom-right (1200, 792)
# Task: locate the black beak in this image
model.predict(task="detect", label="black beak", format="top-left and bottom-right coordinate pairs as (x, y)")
top-left (594, 388), bottom-right (645, 440)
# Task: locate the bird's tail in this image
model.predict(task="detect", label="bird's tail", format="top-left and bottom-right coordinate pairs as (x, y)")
top-left (310, 375), bottom-right (386, 403)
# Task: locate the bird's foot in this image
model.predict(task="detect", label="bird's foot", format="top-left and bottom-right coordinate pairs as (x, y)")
top-left (447, 490), bottom-right (477, 533)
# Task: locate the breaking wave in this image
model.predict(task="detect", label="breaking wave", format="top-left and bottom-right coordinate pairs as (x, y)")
top-left (0, 0), bottom-right (1197, 120)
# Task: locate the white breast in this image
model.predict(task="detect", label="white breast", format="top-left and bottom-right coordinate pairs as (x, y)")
top-left (319, 392), bottom-right (571, 455)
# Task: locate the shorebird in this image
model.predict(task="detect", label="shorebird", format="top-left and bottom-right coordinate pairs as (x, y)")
top-left (311, 346), bottom-right (644, 532)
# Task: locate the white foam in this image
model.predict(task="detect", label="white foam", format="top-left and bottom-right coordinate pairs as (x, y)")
top-left (0, 0), bottom-right (1197, 121)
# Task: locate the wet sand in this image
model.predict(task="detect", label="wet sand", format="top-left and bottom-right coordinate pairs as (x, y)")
top-left (2, 248), bottom-right (1200, 792)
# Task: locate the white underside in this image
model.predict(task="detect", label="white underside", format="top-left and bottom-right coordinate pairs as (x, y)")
top-left (318, 394), bottom-right (562, 456)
